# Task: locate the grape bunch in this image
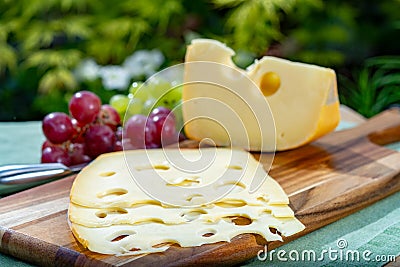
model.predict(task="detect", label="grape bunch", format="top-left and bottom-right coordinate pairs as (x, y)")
top-left (123, 106), bottom-right (181, 150)
top-left (41, 91), bottom-right (122, 166)
top-left (109, 79), bottom-right (183, 130)
top-left (41, 88), bottom-right (184, 166)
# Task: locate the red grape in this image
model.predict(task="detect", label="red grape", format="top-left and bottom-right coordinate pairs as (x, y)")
top-left (114, 140), bottom-right (123, 151)
top-left (99, 104), bottom-right (121, 131)
top-left (41, 146), bottom-right (71, 165)
top-left (69, 91), bottom-right (101, 124)
top-left (124, 115), bottom-right (159, 149)
top-left (84, 124), bottom-right (116, 158)
top-left (42, 140), bottom-right (56, 151)
top-left (179, 132), bottom-right (186, 142)
top-left (122, 138), bottom-right (136, 150)
top-left (71, 118), bottom-right (85, 143)
top-left (42, 112), bottom-right (74, 144)
top-left (151, 114), bottom-right (178, 146)
top-left (69, 143), bottom-right (91, 165)
top-left (150, 106), bottom-right (174, 119)
top-left (115, 127), bottom-right (123, 141)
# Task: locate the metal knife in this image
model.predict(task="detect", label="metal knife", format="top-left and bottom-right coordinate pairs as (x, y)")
top-left (0, 163), bottom-right (87, 185)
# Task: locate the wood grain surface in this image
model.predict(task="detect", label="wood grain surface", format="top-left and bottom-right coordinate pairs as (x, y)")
top-left (1, 108), bottom-right (400, 266)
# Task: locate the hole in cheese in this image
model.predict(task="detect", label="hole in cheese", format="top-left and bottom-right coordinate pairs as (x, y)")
top-left (130, 200), bottom-right (162, 208)
top-left (260, 71), bottom-right (281, 97)
top-left (180, 209), bottom-right (208, 221)
top-left (215, 199), bottom-right (246, 208)
top-left (199, 229), bottom-right (217, 237)
top-left (134, 218), bottom-right (164, 225)
top-left (153, 165), bottom-right (170, 170)
top-left (269, 227), bottom-right (282, 236)
top-left (96, 188), bottom-right (128, 199)
top-left (261, 209), bottom-right (272, 215)
top-left (136, 165), bottom-right (170, 171)
top-left (185, 194), bottom-right (204, 202)
top-left (227, 165), bottom-right (243, 170)
top-left (257, 196), bottom-right (270, 203)
top-left (95, 207), bottom-right (128, 218)
top-left (223, 216), bottom-right (253, 226)
top-left (167, 176), bottom-right (201, 187)
top-left (111, 235), bottom-right (129, 242)
top-left (96, 212), bottom-right (107, 218)
top-left (109, 230), bottom-right (136, 242)
top-left (152, 241), bottom-right (178, 248)
top-left (215, 181), bottom-right (246, 193)
top-left (99, 171), bottom-right (116, 177)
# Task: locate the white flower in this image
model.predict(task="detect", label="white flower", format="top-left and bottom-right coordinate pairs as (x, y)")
top-left (123, 49), bottom-right (165, 79)
top-left (73, 59), bottom-right (100, 82)
top-left (99, 65), bottom-right (131, 90)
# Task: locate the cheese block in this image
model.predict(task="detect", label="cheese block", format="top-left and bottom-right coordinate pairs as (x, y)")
top-left (69, 148), bottom-right (305, 255)
top-left (183, 39), bottom-right (340, 151)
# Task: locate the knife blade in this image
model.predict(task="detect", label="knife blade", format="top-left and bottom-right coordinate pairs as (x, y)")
top-left (0, 162), bottom-right (87, 185)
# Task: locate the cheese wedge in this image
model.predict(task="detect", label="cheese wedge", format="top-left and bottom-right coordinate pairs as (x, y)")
top-left (69, 148), bottom-right (304, 255)
top-left (183, 39), bottom-right (340, 151)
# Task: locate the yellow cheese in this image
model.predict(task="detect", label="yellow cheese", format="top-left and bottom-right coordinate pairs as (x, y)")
top-left (71, 211), bottom-right (303, 255)
top-left (69, 148), bottom-right (304, 255)
top-left (183, 39), bottom-right (340, 151)
top-left (70, 148), bottom-right (289, 208)
top-left (69, 202), bottom-right (294, 228)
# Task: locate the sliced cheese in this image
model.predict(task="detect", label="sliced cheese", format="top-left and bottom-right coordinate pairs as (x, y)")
top-left (69, 148), bottom-right (305, 255)
top-left (183, 38), bottom-right (340, 151)
top-left (69, 202), bottom-right (294, 228)
top-left (70, 148), bottom-right (289, 208)
top-left (71, 211), bottom-right (304, 255)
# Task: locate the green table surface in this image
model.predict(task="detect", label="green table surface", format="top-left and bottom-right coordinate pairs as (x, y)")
top-left (0, 120), bottom-right (399, 267)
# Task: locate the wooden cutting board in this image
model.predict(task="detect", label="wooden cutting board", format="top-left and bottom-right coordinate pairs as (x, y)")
top-left (1, 108), bottom-right (400, 267)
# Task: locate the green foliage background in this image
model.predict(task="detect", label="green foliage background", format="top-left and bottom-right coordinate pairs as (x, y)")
top-left (0, 0), bottom-right (399, 120)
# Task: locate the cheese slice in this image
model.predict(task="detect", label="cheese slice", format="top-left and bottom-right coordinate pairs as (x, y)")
top-left (70, 148), bottom-right (289, 208)
top-left (71, 211), bottom-right (304, 255)
top-left (69, 148), bottom-right (305, 255)
top-left (183, 39), bottom-right (340, 151)
top-left (69, 201), bottom-right (294, 228)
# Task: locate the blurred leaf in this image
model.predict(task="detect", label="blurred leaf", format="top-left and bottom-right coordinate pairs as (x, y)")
top-left (62, 16), bottom-right (94, 39)
top-left (0, 43), bottom-right (17, 73)
top-left (24, 49), bottom-right (82, 70)
top-left (339, 56), bottom-right (400, 118)
top-left (38, 68), bottom-right (78, 93)
top-left (210, 0), bottom-right (321, 54)
top-left (211, 0), bottom-right (245, 8)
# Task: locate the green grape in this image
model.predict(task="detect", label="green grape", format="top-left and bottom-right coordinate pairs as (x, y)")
top-left (129, 81), bottom-right (152, 102)
top-left (172, 99), bottom-right (184, 132)
top-left (141, 98), bottom-right (156, 116)
top-left (129, 82), bottom-right (143, 94)
top-left (148, 78), bottom-right (172, 99)
top-left (109, 94), bottom-right (129, 116)
top-left (125, 98), bottom-right (143, 120)
top-left (155, 85), bottom-right (182, 110)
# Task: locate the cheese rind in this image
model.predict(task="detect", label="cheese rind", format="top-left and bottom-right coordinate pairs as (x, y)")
top-left (183, 39), bottom-right (340, 151)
